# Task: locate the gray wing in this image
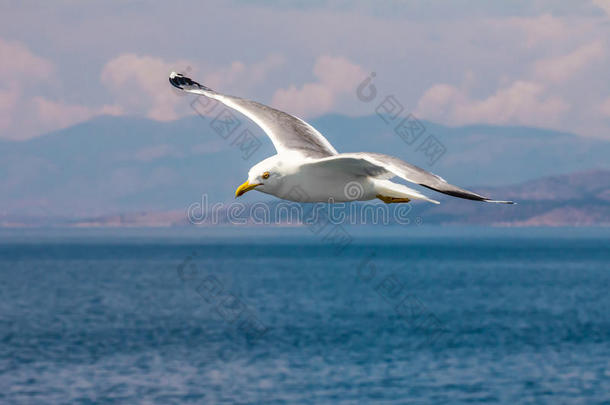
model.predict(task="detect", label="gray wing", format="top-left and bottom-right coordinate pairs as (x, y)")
top-left (310, 152), bottom-right (515, 204)
top-left (169, 72), bottom-right (337, 158)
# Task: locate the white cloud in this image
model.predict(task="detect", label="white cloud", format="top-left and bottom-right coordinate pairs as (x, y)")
top-left (313, 55), bottom-right (368, 92)
top-left (2, 3), bottom-right (610, 139)
top-left (416, 80), bottom-right (570, 127)
top-left (203, 61), bottom-right (246, 91)
top-left (204, 54), bottom-right (285, 91)
top-left (0, 38), bottom-right (53, 79)
top-left (101, 53), bottom-right (285, 121)
top-left (533, 41), bottom-right (605, 83)
top-left (414, 39), bottom-right (610, 133)
top-left (272, 55), bottom-right (366, 117)
top-left (0, 38), bottom-right (55, 137)
top-left (272, 83), bottom-right (334, 118)
top-left (0, 47), bottom-right (286, 139)
top-left (31, 97), bottom-right (122, 131)
top-left (249, 54), bottom-right (285, 84)
top-left (414, 84), bottom-right (460, 120)
top-left (592, 0), bottom-right (610, 17)
top-left (0, 38), bottom-right (122, 139)
top-left (490, 14), bottom-right (567, 48)
top-left (101, 53), bottom-right (192, 121)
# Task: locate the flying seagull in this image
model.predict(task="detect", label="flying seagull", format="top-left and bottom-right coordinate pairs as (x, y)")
top-left (169, 72), bottom-right (514, 205)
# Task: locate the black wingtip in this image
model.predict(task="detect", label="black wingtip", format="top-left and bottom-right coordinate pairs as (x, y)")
top-left (169, 72), bottom-right (184, 89)
top-left (168, 72), bottom-right (212, 92)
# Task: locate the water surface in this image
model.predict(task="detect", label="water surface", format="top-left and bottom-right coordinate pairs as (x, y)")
top-left (1, 227), bottom-right (609, 404)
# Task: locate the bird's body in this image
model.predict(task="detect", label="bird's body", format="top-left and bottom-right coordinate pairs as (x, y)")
top-left (169, 72), bottom-right (514, 205)
top-left (249, 153), bottom-right (435, 203)
top-left (266, 158), bottom-right (371, 202)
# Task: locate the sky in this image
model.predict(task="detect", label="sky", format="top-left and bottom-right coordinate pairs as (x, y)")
top-left (1, 0), bottom-right (610, 140)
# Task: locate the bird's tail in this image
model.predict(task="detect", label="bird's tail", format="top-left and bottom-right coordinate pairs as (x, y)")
top-left (374, 179), bottom-right (440, 204)
top-left (482, 199), bottom-right (516, 204)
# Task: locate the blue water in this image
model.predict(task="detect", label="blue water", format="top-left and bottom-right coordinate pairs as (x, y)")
top-left (1, 227), bottom-right (609, 404)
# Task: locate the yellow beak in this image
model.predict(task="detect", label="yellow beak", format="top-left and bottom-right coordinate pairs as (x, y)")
top-left (235, 180), bottom-right (261, 198)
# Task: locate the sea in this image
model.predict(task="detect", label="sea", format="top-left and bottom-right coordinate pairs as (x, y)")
top-left (0, 226), bottom-right (609, 404)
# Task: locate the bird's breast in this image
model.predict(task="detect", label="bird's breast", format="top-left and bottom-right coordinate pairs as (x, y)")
top-left (273, 171), bottom-right (376, 202)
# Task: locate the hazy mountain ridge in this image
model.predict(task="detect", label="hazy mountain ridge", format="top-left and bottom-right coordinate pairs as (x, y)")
top-left (0, 114), bottom-right (608, 222)
top-left (416, 169), bottom-right (610, 226)
top-left (3, 170), bottom-right (608, 228)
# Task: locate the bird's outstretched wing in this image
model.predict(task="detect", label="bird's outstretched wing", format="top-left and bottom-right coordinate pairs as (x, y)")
top-left (306, 152), bottom-right (515, 204)
top-left (169, 72), bottom-right (337, 158)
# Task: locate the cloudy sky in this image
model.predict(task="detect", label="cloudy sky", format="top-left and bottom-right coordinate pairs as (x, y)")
top-left (1, 0), bottom-right (610, 140)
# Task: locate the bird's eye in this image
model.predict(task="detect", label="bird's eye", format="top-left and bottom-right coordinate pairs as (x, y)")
top-left (262, 171), bottom-right (270, 180)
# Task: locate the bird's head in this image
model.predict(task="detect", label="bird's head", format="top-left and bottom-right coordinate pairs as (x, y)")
top-left (235, 155), bottom-right (285, 198)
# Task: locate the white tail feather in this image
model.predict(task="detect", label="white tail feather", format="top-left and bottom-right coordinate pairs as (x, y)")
top-left (374, 179), bottom-right (440, 204)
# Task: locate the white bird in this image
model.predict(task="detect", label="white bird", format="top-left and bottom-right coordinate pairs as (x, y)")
top-left (169, 72), bottom-right (514, 205)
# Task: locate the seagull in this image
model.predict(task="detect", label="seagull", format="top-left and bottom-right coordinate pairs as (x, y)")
top-left (169, 72), bottom-right (514, 205)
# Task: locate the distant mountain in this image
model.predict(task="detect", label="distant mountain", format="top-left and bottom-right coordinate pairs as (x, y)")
top-left (0, 114), bottom-right (608, 219)
top-left (4, 170), bottom-right (608, 228)
top-left (415, 169), bottom-right (610, 226)
top-left (316, 115), bottom-right (610, 187)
